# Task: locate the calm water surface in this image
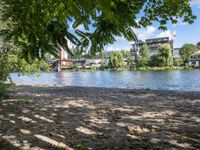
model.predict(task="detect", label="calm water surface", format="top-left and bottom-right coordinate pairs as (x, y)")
top-left (10, 70), bottom-right (200, 91)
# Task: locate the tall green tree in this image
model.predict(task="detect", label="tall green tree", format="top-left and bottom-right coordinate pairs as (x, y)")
top-left (0, 0), bottom-right (196, 61)
top-left (158, 44), bottom-right (173, 67)
top-left (137, 44), bottom-right (149, 67)
top-left (139, 44), bottom-right (149, 59)
top-left (127, 52), bottom-right (133, 67)
top-left (109, 52), bottom-right (124, 68)
top-left (149, 54), bottom-right (166, 67)
top-left (179, 44), bottom-right (197, 61)
top-left (0, 20), bottom-right (50, 80)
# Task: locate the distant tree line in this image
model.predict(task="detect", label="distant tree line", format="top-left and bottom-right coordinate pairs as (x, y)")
top-left (108, 42), bottom-right (198, 70)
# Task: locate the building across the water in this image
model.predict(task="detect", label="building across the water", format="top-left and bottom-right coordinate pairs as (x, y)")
top-left (197, 42), bottom-right (200, 51)
top-left (187, 41), bottom-right (200, 67)
top-left (131, 37), bottom-right (174, 61)
top-left (188, 51), bottom-right (200, 67)
top-left (173, 48), bottom-right (181, 59)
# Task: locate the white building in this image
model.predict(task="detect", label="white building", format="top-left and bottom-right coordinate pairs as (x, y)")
top-left (173, 48), bottom-right (181, 59)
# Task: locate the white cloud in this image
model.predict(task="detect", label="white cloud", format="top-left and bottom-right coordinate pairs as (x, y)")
top-left (105, 26), bottom-right (156, 51)
top-left (133, 26), bottom-right (156, 41)
top-left (155, 30), bottom-right (176, 40)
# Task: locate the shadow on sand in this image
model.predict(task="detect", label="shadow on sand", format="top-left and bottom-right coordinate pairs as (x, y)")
top-left (0, 85), bottom-right (200, 149)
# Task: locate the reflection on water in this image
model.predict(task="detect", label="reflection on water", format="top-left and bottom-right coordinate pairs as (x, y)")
top-left (10, 70), bottom-right (200, 91)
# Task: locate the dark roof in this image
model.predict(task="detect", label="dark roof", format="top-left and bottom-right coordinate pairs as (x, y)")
top-left (146, 37), bottom-right (169, 43)
top-left (197, 42), bottom-right (200, 46)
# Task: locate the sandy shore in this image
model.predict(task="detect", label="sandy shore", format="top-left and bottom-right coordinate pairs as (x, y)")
top-left (0, 85), bottom-right (200, 150)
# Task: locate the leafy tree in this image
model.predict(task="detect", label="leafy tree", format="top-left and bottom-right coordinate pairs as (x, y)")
top-left (137, 58), bottom-right (149, 67)
top-left (158, 44), bottom-right (173, 67)
top-left (99, 51), bottom-right (105, 59)
top-left (149, 54), bottom-right (166, 67)
top-left (139, 44), bottom-right (149, 59)
top-left (174, 59), bottom-right (183, 66)
top-left (127, 52), bottom-right (133, 67)
top-left (0, 82), bottom-right (6, 101)
top-left (179, 44), bottom-right (196, 61)
top-left (137, 44), bottom-right (150, 67)
top-left (120, 50), bottom-right (130, 58)
top-left (109, 52), bottom-right (124, 68)
top-left (0, 40), bottom-right (51, 80)
top-left (0, 0), bottom-right (196, 61)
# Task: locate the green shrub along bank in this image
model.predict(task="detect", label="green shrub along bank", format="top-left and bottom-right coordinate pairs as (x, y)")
top-left (0, 82), bottom-right (6, 101)
top-left (136, 66), bottom-right (193, 71)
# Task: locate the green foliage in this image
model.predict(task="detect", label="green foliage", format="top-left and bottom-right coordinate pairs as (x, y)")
top-left (137, 58), bottom-right (149, 67)
top-left (71, 63), bottom-right (80, 70)
top-left (0, 82), bottom-right (6, 101)
top-left (179, 44), bottom-right (197, 61)
top-left (71, 49), bottom-right (84, 59)
top-left (137, 44), bottom-right (150, 67)
top-left (137, 66), bottom-right (186, 71)
top-left (109, 52), bottom-right (124, 68)
top-left (99, 51), bottom-right (105, 59)
top-left (149, 54), bottom-right (166, 67)
top-left (174, 59), bottom-right (183, 66)
top-left (158, 44), bottom-right (173, 67)
top-left (121, 50), bottom-right (131, 58)
top-left (82, 54), bottom-right (96, 59)
top-left (139, 44), bottom-right (149, 59)
top-left (127, 54), bottom-right (133, 67)
top-left (0, 0), bottom-right (196, 61)
top-left (0, 41), bottom-right (51, 80)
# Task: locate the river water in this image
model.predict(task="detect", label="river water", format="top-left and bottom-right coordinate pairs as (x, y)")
top-left (10, 70), bottom-right (200, 91)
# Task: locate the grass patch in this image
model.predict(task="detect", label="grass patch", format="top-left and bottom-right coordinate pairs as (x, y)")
top-left (136, 66), bottom-right (193, 71)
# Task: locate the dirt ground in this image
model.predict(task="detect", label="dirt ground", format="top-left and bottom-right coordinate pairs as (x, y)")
top-left (0, 85), bottom-right (200, 150)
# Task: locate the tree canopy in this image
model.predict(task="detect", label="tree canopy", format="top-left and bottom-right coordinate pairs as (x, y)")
top-left (149, 44), bottom-right (173, 67)
top-left (179, 44), bottom-right (197, 61)
top-left (109, 52), bottom-right (124, 68)
top-left (158, 44), bottom-right (173, 67)
top-left (139, 44), bottom-right (149, 59)
top-left (0, 0), bottom-right (196, 61)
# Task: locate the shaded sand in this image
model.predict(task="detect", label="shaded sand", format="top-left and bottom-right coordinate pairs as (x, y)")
top-left (0, 85), bottom-right (200, 150)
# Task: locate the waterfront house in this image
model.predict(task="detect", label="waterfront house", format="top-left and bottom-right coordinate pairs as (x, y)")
top-left (188, 51), bottom-right (200, 67)
top-left (130, 37), bottom-right (174, 61)
top-left (197, 42), bottom-right (200, 51)
top-left (173, 48), bottom-right (181, 59)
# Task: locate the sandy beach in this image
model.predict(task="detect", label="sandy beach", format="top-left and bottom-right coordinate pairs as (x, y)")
top-left (0, 85), bottom-right (200, 150)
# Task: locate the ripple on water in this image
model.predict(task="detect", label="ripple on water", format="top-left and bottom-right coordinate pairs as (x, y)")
top-left (9, 70), bottom-right (200, 91)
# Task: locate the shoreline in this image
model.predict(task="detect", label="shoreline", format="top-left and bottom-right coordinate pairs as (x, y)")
top-left (1, 85), bottom-right (200, 149)
top-left (13, 83), bottom-right (200, 93)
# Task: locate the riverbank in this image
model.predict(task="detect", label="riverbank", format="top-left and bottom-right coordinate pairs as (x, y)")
top-left (1, 85), bottom-right (200, 149)
top-left (61, 66), bottom-right (194, 72)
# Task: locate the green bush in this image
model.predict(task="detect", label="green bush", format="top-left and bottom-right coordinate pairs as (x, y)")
top-left (137, 58), bottom-right (149, 67)
top-left (109, 52), bottom-right (125, 68)
top-left (174, 59), bottom-right (183, 66)
top-left (149, 54), bottom-right (165, 67)
top-left (158, 44), bottom-right (173, 67)
top-left (0, 83), bottom-right (6, 101)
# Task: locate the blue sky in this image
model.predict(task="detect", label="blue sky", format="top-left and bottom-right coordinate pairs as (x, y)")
top-left (104, 1), bottom-right (200, 51)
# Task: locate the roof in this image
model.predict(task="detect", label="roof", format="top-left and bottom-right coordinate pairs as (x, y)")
top-left (146, 37), bottom-right (169, 42)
